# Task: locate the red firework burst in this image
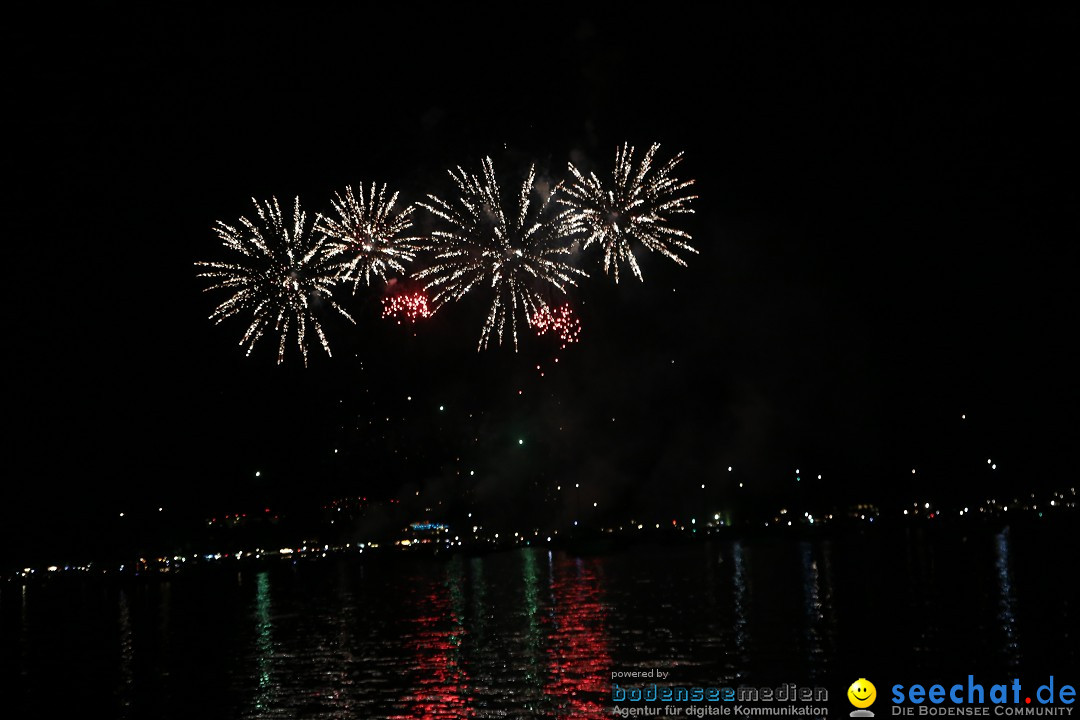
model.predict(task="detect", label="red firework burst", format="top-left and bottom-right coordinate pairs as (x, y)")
top-left (382, 291), bottom-right (431, 324)
top-left (530, 303), bottom-right (582, 348)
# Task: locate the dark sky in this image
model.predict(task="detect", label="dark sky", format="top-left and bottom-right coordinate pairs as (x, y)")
top-left (7, 8), bottom-right (1077, 563)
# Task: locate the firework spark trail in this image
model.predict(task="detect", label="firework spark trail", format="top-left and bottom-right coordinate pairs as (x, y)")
top-left (315, 183), bottom-right (424, 292)
top-left (382, 291), bottom-right (432, 324)
top-left (196, 196), bottom-right (354, 365)
top-left (560, 142), bottom-right (698, 283)
top-left (416, 157), bottom-right (587, 350)
top-left (530, 303), bottom-right (582, 349)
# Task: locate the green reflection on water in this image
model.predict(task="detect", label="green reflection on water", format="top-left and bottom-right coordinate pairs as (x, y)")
top-left (253, 571), bottom-right (273, 711)
top-left (522, 549), bottom-right (546, 712)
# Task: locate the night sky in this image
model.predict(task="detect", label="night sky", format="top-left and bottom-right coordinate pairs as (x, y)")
top-left (7, 8), bottom-right (1076, 566)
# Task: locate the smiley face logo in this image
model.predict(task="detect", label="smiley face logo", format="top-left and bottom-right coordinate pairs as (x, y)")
top-left (848, 679), bottom-right (877, 709)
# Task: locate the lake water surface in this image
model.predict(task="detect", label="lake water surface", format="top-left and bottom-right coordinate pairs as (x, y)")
top-left (3, 529), bottom-right (1074, 718)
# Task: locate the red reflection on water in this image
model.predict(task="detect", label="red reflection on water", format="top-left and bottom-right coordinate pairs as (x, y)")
top-left (546, 556), bottom-right (612, 719)
top-left (390, 579), bottom-right (472, 720)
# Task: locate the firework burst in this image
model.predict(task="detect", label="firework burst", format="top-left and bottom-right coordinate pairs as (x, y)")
top-left (560, 142), bottom-right (698, 282)
top-left (196, 196), bottom-right (354, 365)
top-left (416, 158), bottom-right (587, 350)
top-left (315, 183), bottom-right (424, 292)
top-left (530, 303), bottom-right (582, 349)
top-left (382, 291), bottom-right (432, 324)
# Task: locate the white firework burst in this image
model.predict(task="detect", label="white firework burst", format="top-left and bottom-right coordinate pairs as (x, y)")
top-left (416, 157), bottom-right (586, 350)
top-left (196, 196), bottom-right (354, 365)
top-left (560, 142), bottom-right (698, 282)
top-left (315, 183), bottom-right (423, 292)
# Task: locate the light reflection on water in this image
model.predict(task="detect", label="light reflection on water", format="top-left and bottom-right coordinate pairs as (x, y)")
top-left (5, 535), bottom-right (1074, 719)
top-left (20, 584), bottom-right (29, 681)
top-left (731, 540), bottom-right (749, 675)
top-left (545, 555), bottom-right (611, 718)
top-left (799, 541), bottom-right (835, 679)
top-left (393, 556), bottom-right (471, 719)
top-left (250, 571), bottom-right (274, 716)
top-left (994, 531), bottom-right (1020, 668)
top-left (520, 547), bottom-right (543, 708)
top-left (117, 589), bottom-right (134, 716)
